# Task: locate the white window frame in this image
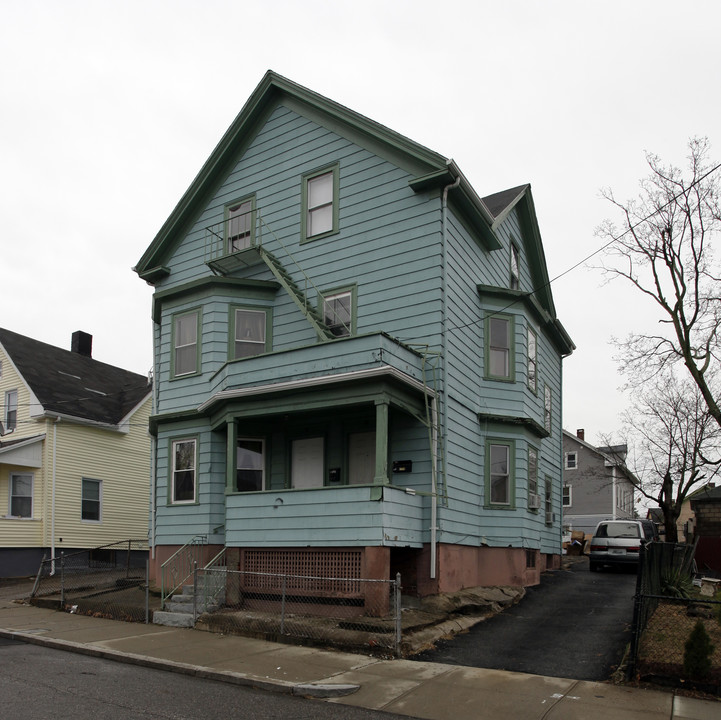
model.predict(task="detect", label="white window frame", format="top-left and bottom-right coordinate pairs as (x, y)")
top-left (9, 473), bottom-right (33, 518)
top-left (171, 438), bottom-right (197, 504)
top-left (5, 389), bottom-right (18, 431)
top-left (563, 484), bottom-right (572, 507)
top-left (564, 451), bottom-right (577, 470)
top-left (81, 478), bottom-right (102, 523)
top-left (236, 437), bottom-right (265, 492)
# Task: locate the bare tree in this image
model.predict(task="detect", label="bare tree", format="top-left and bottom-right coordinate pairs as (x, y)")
top-left (622, 373), bottom-right (720, 542)
top-left (597, 138), bottom-right (721, 428)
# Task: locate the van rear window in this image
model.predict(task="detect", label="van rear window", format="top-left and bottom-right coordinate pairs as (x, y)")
top-left (596, 522), bottom-right (640, 538)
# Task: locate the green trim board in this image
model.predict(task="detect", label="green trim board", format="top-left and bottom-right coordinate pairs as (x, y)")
top-left (477, 411), bottom-right (550, 439)
top-left (152, 276), bottom-right (279, 323)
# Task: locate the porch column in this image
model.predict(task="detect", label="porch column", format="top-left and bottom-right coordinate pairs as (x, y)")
top-left (373, 398), bottom-right (389, 485)
top-left (225, 418), bottom-right (237, 492)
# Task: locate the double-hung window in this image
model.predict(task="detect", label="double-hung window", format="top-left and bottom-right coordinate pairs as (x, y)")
top-left (527, 327), bottom-right (537, 392)
top-left (226, 197), bottom-right (254, 253)
top-left (10, 473), bottom-right (33, 518)
top-left (486, 440), bottom-right (514, 507)
top-left (544, 385), bottom-right (552, 433)
top-left (564, 451), bottom-right (577, 470)
top-left (322, 290), bottom-right (353, 337)
top-left (81, 478), bottom-right (102, 522)
top-left (486, 314), bottom-right (514, 381)
top-left (236, 438), bottom-right (265, 492)
top-left (528, 447), bottom-right (538, 508)
top-left (563, 484), bottom-right (572, 507)
top-left (5, 389), bottom-right (18, 431)
top-left (302, 166), bottom-right (339, 241)
top-left (171, 438), bottom-right (196, 503)
top-left (173, 311), bottom-right (200, 377)
top-left (545, 477), bottom-right (553, 524)
top-left (233, 308), bottom-right (268, 358)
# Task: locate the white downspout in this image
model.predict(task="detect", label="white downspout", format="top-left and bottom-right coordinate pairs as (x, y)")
top-left (50, 417), bottom-right (60, 573)
top-left (433, 173), bottom-right (460, 581)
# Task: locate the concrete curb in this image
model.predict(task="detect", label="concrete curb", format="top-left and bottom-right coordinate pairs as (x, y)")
top-left (0, 628), bottom-right (360, 699)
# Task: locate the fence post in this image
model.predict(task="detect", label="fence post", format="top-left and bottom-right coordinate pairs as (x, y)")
top-left (126, 539), bottom-right (132, 578)
top-left (193, 561), bottom-right (198, 623)
top-left (60, 552), bottom-right (65, 606)
top-left (394, 573), bottom-right (402, 658)
top-left (145, 559), bottom-right (150, 624)
top-left (627, 543), bottom-right (646, 680)
top-left (280, 575), bottom-right (287, 634)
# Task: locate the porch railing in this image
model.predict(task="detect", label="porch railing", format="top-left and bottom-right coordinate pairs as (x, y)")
top-left (160, 535), bottom-right (207, 609)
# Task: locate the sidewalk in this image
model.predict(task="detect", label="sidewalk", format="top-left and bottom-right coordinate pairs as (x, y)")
top-left (0, 592), bottom-right (718, 719)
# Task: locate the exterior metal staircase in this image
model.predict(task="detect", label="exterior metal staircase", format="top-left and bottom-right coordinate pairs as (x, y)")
top-left (257, 247), bottom-right (333, 341)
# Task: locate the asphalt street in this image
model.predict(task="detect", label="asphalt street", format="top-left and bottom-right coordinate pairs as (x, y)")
top-left (412, 556), bottom-right (637, 680)
top-left (0, 637), bottom-right (418, 720)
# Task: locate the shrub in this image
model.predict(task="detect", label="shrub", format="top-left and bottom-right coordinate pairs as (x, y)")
top-left (683, 619), bottom-right (715, 679)
top-left (659, 567), bottom-right (694, 598)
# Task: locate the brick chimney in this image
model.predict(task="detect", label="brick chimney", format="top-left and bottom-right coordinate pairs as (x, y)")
top-left (71, 331), bottom-right (93, 358)
top-left (576, 428), bottom-right (585, 441)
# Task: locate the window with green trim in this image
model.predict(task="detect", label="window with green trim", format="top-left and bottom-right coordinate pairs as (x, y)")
top-left (527, 326), bottom-right (537, 392)
top-left (172, 310), bottom-right (200, 377)
top-left (528, 446), bottom-right (539, 508)
top-left (171, 438), bottom-right (196, 504)
top-left (486, 440), bottom-right (515, 507)
top-left (226, 196), bottom-right (255, 253)
top-left (236, 438), bottom-right (265, 492)
top-left (232, 307), bottom-right (269, 358)
top-left (545, 477), bottom-right (553, 524)
top-left (485, 314), bottom-right (514, 381)
top-left (322, 290), bottom-right (353, 337)
top-left (302, 165), bottom-right (339, 241)
top-left (510, 243), bottom-right (520, 290)
top-left (544, 384), bottom-right (552, 433)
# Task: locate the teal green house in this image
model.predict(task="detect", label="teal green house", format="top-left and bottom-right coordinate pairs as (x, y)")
top-left (134, 72), bottom-right (574, 599)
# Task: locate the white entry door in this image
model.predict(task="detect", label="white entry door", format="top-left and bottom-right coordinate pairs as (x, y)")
top-left (291, 437), bottom-right (324, 488)
top-left (348, 431), bottom-right (376, 485)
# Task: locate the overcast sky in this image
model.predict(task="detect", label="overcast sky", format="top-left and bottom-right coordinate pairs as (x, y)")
top-left (2, 0), bottom-right (719, 446)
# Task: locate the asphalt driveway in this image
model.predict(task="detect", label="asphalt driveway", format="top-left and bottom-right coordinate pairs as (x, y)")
top-left (412, 556), bottom-right (637, 681)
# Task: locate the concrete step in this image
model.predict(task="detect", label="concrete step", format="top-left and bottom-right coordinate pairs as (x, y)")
top-left (152, 611), bottom-right (194, 628)
top-left (166, 600), bottom-right (220, 614)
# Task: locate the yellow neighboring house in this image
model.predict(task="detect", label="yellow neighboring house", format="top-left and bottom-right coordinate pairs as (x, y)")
top-left (0, 327), bottom-right (152, 577)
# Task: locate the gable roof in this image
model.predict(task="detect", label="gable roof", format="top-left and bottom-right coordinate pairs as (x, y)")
top-left (0, 327), bottom-right (151, 427)
top-left (133, 71), bottom-right (570, 334)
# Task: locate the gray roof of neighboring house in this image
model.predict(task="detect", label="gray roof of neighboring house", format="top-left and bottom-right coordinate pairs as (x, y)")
top-left (690, 484), bottom-right (721, 504)
top-left (0, 327), bottom-right (151, 426)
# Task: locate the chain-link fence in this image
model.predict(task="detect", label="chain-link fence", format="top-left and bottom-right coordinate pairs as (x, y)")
top-left (192, 568), bottom-right (403, 657)
top-left (629, 542), bottom-right (721, 689)
top-left (30, 540), bottom-right (152, 623)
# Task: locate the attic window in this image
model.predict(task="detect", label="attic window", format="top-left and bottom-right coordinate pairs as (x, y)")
top-left (302, 165), bottom-right (339, 242)
top-left (510, 243), bottom-right (520, 290)
top-left (226, 197), bottom-right (254, 253)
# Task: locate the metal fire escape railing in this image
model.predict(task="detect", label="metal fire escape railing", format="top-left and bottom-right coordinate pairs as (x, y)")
top-left (204, 210), bottom-right (351, 341)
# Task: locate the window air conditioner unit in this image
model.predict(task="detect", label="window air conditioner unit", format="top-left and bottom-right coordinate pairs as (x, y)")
top-left (528, 494), bottom-right (541, 510)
